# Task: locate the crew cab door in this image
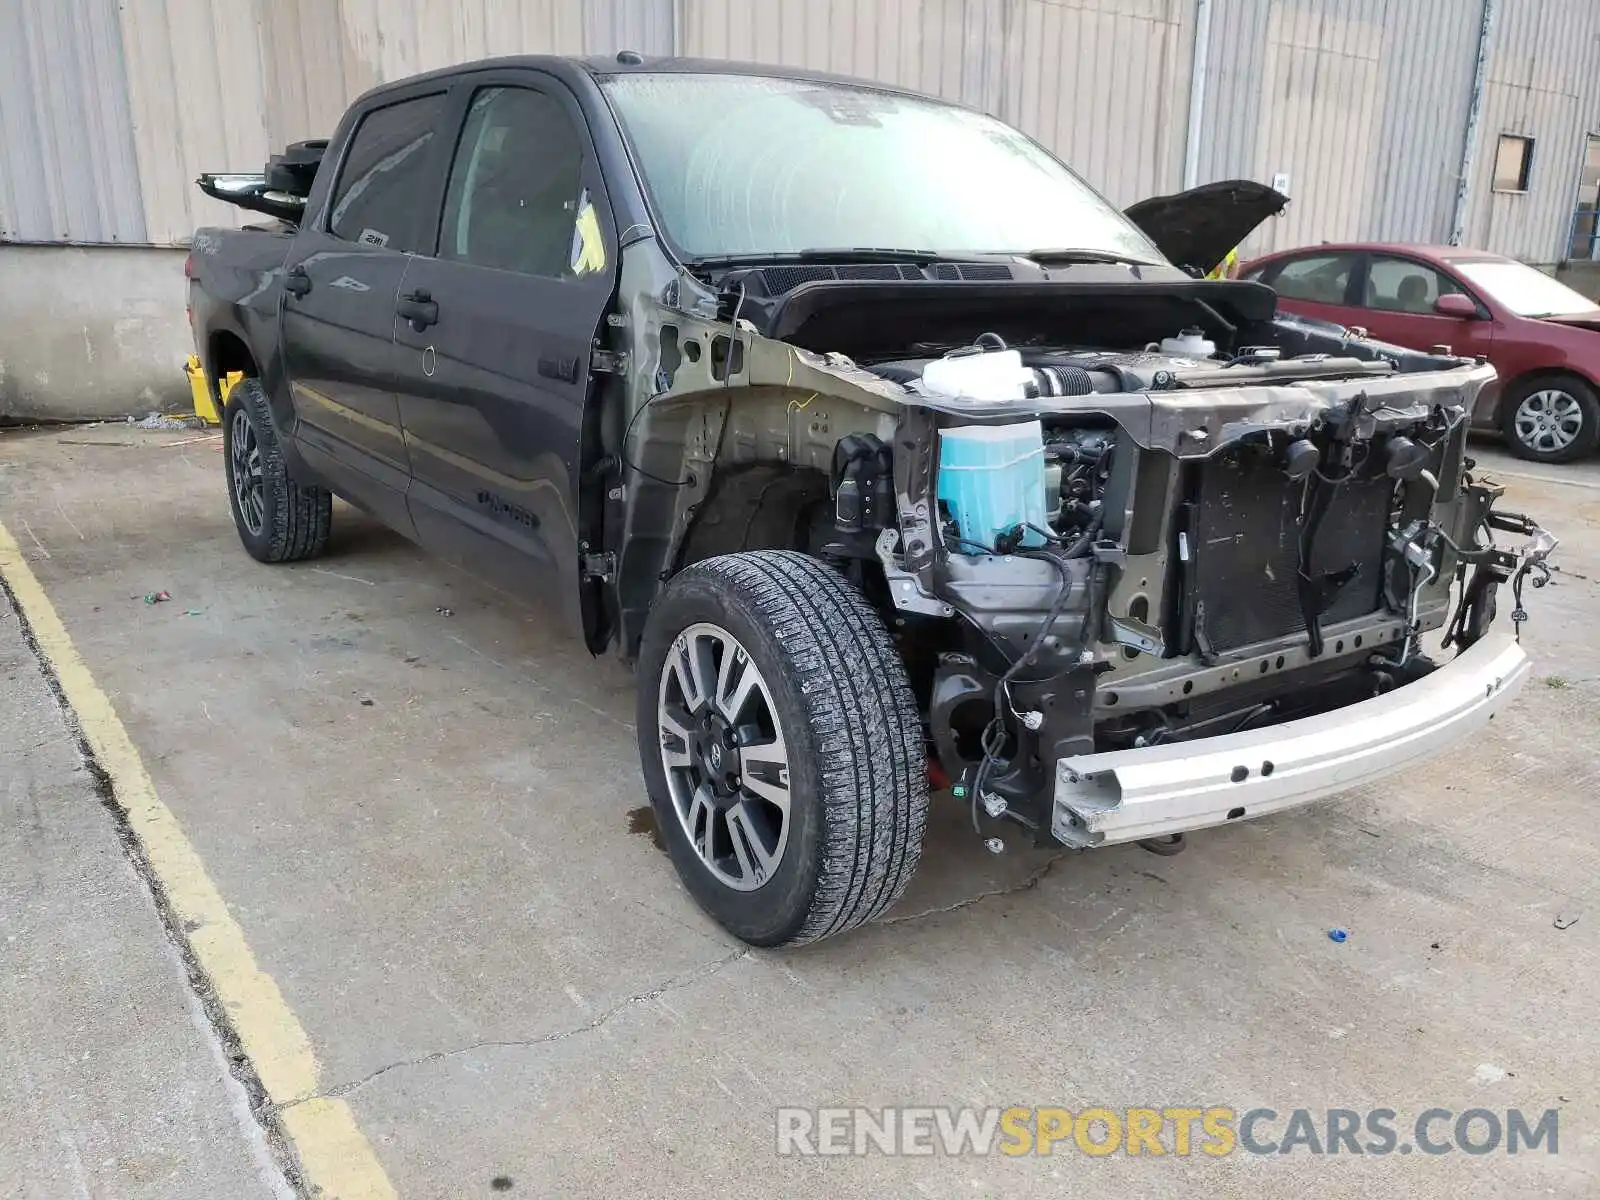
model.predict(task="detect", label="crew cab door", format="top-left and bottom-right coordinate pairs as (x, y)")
top-left (390, 72), bottom-right (618, 636)
top-left (280, 86), bottom-right (451, 533)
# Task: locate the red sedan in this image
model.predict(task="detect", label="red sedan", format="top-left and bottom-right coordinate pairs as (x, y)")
top-left (1240, 243), bottom-right (1600, 462)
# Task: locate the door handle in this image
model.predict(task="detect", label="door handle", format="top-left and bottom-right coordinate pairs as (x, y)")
top-left (396, 288), bottom-right (438, 331)
top-left (284, 266), bottom-right (311, 297)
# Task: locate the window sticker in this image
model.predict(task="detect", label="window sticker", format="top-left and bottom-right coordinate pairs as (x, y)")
top-left (571, 190), bottom-right (606, 277)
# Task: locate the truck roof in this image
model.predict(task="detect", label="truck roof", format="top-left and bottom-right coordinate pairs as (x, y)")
top-left (351, 52), bottom-right (944, 107)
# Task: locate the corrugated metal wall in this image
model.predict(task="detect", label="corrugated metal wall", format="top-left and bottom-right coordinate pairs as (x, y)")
top-left (679, 0), bottom-right (1191, 206)
top-left (4, 0), bottom-right (1600, 260)
top-left (1004, 0), bottom-right (1191, 207)
top-left (249, 0), bottom-right (675, 148)
top-left (0, 0), bottom-right (146, 242)
top-left (116, 0), bottom-right (275, 243)
top-left (1198, 0), bottom-right (1484, 255)
top-left (1462, 0), bottom-right (1600, 262)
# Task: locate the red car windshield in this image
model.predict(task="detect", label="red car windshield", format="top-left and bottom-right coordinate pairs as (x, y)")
top-left (1451, 259), bottom-right (1600, 319)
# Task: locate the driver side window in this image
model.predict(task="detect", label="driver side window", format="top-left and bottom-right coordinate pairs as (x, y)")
top-left (438, 86), bottom-right (593, 279)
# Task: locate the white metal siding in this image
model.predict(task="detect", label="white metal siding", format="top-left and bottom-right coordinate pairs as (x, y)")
top-left (1003, 0), bottom-right (1191, 207)
top-left (0, 0), bottom-right (146, 242)
top-left (5, 0), bottom-right (1600, 258)
top-left (1259, 0), bottom-right (1389, 249)
top-left (256, 0), bottom-right (377, 153)
top-left (115, 0), bottom-right (273, 244)
top-left (1462, 0), bottom-right (1600, 261)
top-left (1366, 0), bottom-right (1481, 246)
top-left (584, 0), bottom-right (677, 57)
top-left (1199, 0), bottom-right (1483, 257)
top-left (678, 0), bottom-right (1189, 206)
top-left (4, 0), bottom-right (671, 246)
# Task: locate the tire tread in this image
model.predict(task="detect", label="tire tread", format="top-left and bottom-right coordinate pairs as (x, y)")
top-left (225, 379), bottom-right (331, 563)
top-left (673, 551), bottom-right (928, 945)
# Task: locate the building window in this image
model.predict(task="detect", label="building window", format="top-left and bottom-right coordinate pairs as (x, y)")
top-left (1493, 134), bottom-right (1535, 193)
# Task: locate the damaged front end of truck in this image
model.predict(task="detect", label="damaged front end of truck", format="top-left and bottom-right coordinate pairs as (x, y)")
top-left (595, 235), bottom-right (1555, 854)
top-left (583, 70), bottom-right (1554, 857)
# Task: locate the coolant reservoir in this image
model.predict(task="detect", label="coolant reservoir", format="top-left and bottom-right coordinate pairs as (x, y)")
top-left (921, 348), bottom-right (1036, 402)
top-left (1158, 327), bottom-right (1216, 358)
top-left (938, 422), bottom-right (1048, 554)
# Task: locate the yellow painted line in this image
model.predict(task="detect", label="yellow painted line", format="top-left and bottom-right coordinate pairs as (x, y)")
top-left (0, 520), bottom-right (398, 1200)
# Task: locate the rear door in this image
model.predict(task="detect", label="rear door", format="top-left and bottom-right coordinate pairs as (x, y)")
top-left (280, 87), bottom-right (450, 532)
top-left (1350, 254), bottom-right (1495, 359)
top-left (1248, 250), bottom-right (1363, 327)
top-left (390, 72), bottom-right (618, 634)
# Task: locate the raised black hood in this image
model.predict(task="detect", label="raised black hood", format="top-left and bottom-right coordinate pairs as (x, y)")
top-left (1124, 180), bottom-right (1289, 276)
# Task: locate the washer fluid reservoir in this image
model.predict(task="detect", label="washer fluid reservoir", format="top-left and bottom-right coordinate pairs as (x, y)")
top-left (938, 421), bottom-right (1048, 554)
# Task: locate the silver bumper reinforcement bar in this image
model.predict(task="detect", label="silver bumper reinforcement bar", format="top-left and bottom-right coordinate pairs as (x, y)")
top-left (1052, 632), bottom-right (1531, 848)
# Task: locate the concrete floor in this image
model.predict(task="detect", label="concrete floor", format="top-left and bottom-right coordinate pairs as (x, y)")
top-left (1, 424), bottom-right (1597, 1198)
top-left (0, 474), bottom-right (288, 1197)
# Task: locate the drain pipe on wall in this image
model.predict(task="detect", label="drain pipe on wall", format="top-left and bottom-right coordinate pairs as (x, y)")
top-left (1450, 0), bottom-right (1497, 245)
top-left (1182, 0), bottom-right (1214, 190)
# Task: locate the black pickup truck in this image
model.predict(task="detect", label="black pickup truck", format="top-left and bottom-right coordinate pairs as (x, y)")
top-left (189, 53), bottom-right (1552, 948)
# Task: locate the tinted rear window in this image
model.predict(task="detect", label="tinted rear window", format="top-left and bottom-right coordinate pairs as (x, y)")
top-left (329, 93), bottom-right (448, 252)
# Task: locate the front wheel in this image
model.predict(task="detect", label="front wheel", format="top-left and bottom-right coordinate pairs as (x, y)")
top-left (636, 552), bottom-right (928, 947)
top-left (1500, 374), bottom-right (1600, 463)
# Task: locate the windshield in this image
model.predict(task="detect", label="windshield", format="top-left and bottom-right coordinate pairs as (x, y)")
top-left (601, 73), bottom-right (1164, 264)
top-left (1451, 259), bottom-right (1600, 318)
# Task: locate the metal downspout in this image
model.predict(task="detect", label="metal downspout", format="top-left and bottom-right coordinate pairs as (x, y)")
top-left (1182, 0), bottom-right (1214, 190)
top-left (1450, 0), bottom-right (1498, 246)
top-left (670, 0), bottom-right (682, 56)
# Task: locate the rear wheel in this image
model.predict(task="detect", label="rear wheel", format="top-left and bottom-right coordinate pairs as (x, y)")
top-left (636, 551), bottom-right (928, 947)
top-left (223, 378), bottom-right (331, 562)
top-left (1501, 374), bottom-right (1600, 463)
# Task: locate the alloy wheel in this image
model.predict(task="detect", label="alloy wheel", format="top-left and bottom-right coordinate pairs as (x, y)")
top-left (230, 406), bottom-right (266, 536)
top-left (656, 622), bottom-right (791, 891)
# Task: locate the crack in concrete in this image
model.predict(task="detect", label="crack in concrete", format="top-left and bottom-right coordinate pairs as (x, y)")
top-left (880, 852), bottom-right (1067, 926)
top-left (273, 946), bottom-right (752, 1112)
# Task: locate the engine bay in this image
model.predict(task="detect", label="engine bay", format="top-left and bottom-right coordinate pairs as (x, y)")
top-left (869, 341), bottom-right (1392, 399)
top-left (603, 255), bottom-right (1556, 852)
top-left (799, 323), bottom-right (1555, 844)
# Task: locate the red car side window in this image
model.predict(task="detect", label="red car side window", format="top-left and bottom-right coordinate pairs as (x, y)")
top-left (1364, 257), bottom-right (1464, 314)
top-left (1270, 254), bottom-right (1359, 305)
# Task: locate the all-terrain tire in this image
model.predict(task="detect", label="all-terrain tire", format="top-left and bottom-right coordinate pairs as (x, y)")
top-left (636, 551), bottom-right (928, 947)
top-left (1499, 372), bottom-right (1600, 463)
top-left (222, 378), bottom-right (332, 563)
